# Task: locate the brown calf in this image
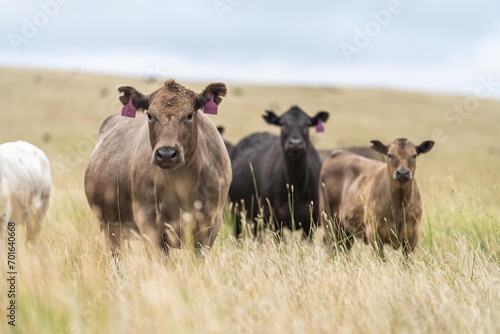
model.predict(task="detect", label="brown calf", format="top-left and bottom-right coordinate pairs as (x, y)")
top-left (319, 138), bottom-right (434, 258)
top-left (84, 80), bottom-right (231, 259)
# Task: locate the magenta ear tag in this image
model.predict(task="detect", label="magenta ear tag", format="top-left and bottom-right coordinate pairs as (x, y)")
top-left (121, 97), bottom-right (137, 118)
top-left (316, 119), bottom-right (325, 133)
top-left (203, 94), bottom-right (218, 115)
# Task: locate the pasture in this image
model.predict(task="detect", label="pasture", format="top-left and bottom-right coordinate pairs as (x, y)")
top-left (0, 66), bottom-right (499, 333)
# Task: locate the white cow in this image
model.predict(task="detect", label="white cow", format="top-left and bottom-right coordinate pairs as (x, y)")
top-left (0, 141), bottom-right (51, 244)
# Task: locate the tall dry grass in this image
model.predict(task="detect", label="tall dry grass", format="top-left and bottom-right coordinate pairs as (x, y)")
top-left (0, 67), bottom-right (499, 333)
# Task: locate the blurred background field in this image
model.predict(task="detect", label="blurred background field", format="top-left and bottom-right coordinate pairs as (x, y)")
top-left (0, 67), bottom-right (499, 333)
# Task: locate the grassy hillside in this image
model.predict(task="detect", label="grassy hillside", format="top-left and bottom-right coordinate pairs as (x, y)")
top-left (0, 67), bottom-right (499, 333)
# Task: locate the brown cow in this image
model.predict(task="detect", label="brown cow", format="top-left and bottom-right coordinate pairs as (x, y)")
top-left (84, 80), bottom-right (231, 259)
top-left (319, 138), bottom-right (434, 258)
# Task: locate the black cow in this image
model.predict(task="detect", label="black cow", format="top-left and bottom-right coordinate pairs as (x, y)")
top-left (229, 106), bottom-right (329, 238)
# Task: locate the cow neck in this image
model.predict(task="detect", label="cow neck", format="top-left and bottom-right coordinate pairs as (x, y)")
top-left (389, 178), bottom-right (413, 204)
top-left (183, 147), bottom-right (199, 172)
top-left (169, 152), bottom-right (201, 179)
top-left (283, 152), bottom-right (310, 192)
top-left (153, 160), bottom-right (199, 208)
top-left (384, 173), bottom-right (414, 226)
top-left (184, 123), bottom-right (199, 168)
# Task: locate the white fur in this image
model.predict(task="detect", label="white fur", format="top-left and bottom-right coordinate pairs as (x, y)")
top-left (0, 141), bottom-right (51, 244)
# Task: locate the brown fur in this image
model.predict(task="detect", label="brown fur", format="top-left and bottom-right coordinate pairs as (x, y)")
top-left (319, 138), bottom-right (434, 258)
top-left (84, 80), bottom-right (231, 259)
top-left (318, 146), bottom-right (385, 163)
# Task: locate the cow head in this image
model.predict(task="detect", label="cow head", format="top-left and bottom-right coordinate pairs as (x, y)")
top-left (370, 138), bottom-right (434, 184)
top-left (118, 80), bottom-right (227, 170)
top-left (263, 106), bottom-right (329, 160)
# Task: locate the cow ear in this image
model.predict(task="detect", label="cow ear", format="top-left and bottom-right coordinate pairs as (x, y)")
top-left (196, 82), bottom-right (227, 109)
top-left (416, 140), bottom-right (434, 155)
top-left (370, 140), bottom-right (388, 155)
top-left (310, 111), bottom-right (330, 126)
top-left (117, 86), bottom-right (149, 110)
top-left (263, 111), bottom-right (281, 125)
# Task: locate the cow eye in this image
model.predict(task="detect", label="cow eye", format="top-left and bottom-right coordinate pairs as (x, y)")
top-left (387, 153), bottom-right (394, 159)
top-left (187, 112), bottom-right (194, 121)
top-left (411, 154), bottom-right (417, 159)
top-left (146, 112), bottom-right (153, 121)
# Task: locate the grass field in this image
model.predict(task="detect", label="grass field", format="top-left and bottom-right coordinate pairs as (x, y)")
top-left (0, 66), bottom-right (499, 333)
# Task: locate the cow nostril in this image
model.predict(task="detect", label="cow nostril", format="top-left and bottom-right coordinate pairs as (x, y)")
top-left (156, 147), bottom-right (179, 164)
top-left (155, 149), bottom-right (163, 161)
top-left (288, 138), bottom-right (303, 147)
top-left (396, 169), bottom-right (410, 178)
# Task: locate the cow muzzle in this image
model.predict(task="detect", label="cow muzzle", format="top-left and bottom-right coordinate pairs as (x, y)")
top-left (154, 146), bottom-right (184, 169)
top-left (394, 169), bottom-right (412, 184)
top-left (284, 138), bottom-right (306, 160)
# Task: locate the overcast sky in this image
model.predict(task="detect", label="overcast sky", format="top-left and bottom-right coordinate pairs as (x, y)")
top-left (1, 0), bottom-right (499, 98)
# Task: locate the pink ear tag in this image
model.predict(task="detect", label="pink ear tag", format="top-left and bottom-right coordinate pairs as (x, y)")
top-left (203, 94), bottom-right (218, 115)
top-left (316, 119), bottom-right (325, 133)
top-left (121, 97), bottom-right (137, 118)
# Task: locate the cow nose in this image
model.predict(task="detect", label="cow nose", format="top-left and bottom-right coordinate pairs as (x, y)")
top-left (288, 138), bottom-right (303, 149)
top-left (155, 146), bottom-right (178, 165)
top-left (395, 169), bottom-right (411, 182)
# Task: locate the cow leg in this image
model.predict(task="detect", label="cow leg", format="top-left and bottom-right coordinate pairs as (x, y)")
top-left (102, 223), bottom-right (124, 259)
top-left (321, 214), bottom-right (334, 244)
top-left (320, 183), bottom-right (342, 244)
top-left (234, 207), bottom-right (242, 239)
top-left (324, 215), bottom-right (346, 249)
top-left (141, 223), bottom-right (169, 262)
top-left (194, 211), bottom-right (222, 253)
top-left (252, 215), bottom-right (258, 240)
top-left (364, 217), bottom-right (385, 259)
top-left (366, 225), bottom-right (385, 259)
top-left (233, 202), bottom-right (245, 239)
top-left (341, 228), bottom-right (355, 254)
top-left (402, 230), bottom-right (419, 259)
top-left (323, 217), bottom-right (354, 257)
top-left (320, 191), bottom-right (347, 249)
top-left (335, 229), bottom-right (355, 256)
top-left (369, 236), bottom-right (385, 260)
top-left (300, 214), bottom-right (313, 240)
top-left (133, 201), bottom-right (169, 261)
top-left (25, 212), bottom-right (42, 244)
